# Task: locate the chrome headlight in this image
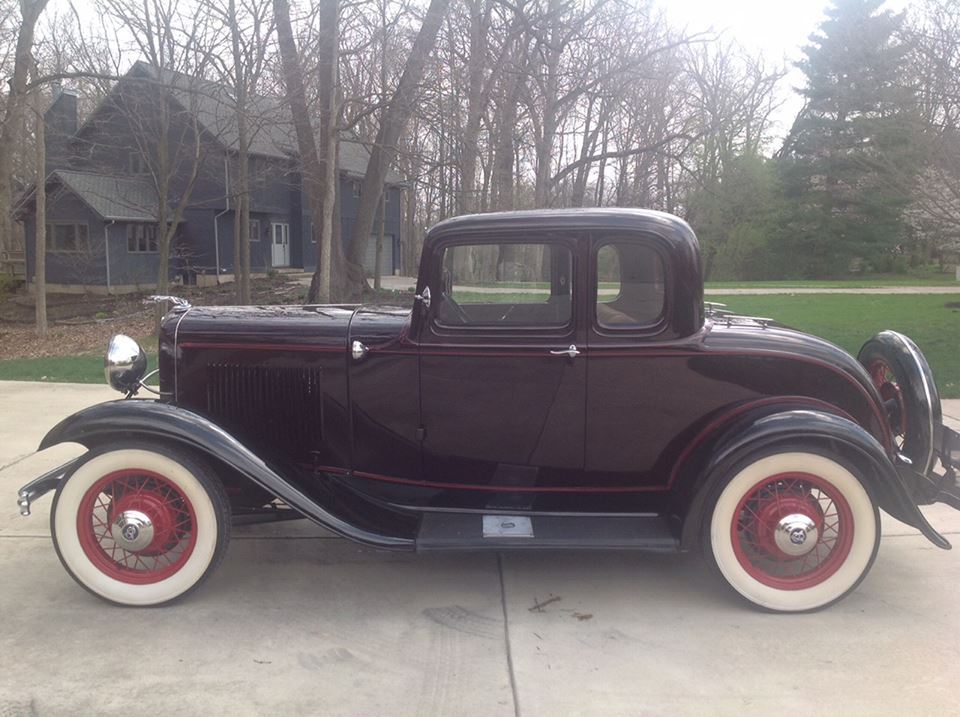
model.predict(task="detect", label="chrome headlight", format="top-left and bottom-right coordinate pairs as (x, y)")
top-left (105, 334), bottom-right (147, 394)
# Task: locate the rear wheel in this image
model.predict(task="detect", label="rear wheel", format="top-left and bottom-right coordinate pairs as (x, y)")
top-left (51, 444), bottom-right (230, 606)
top-left (705, 450), bottom-right (880, 612)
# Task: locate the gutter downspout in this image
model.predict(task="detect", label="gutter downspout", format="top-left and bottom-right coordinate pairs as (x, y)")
top-left (213, 154), bottom-right (231, 284)
top-left (104, 220), bottom-right (116, 294)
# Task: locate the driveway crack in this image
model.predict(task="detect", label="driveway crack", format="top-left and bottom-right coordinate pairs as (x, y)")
top-left (497, 553), bottom-right (521, 717)
top-left (0, 451), bottom-right (34, 474)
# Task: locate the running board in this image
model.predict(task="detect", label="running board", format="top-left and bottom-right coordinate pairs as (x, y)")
top-left (416, 513), bottom-right (678, 551)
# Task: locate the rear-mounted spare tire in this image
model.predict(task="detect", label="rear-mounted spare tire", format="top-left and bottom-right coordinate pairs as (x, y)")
top-left (858, 330), bottom-right (941, 474)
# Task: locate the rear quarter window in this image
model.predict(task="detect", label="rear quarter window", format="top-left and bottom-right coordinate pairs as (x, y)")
top-left (596, 242), bottom-right (665, 328)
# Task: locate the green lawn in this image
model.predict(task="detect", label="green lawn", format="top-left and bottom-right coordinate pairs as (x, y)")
top-left (705, 275), bottom-right (958, 289)
top-left (1, 294), bottom-right (957, 397)
top-left (0, 352), bottom-right (157, 385)
top-left (452, 291), bottom-right (552, 303)
top-left (461, 274), bottom-right (959, 291)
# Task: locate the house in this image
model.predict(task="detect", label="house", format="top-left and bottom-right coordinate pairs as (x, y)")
top-left (16, 62), bottom-right (405, 293)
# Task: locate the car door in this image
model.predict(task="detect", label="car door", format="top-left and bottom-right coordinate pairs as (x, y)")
top-left (417, 232), bottom-right (587, 497)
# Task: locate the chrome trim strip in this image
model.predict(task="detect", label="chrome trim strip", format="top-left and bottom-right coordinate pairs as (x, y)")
top-left (172, 307), bottom-right (193, 404)
top-left (391, 505), bottom-right (663, 518)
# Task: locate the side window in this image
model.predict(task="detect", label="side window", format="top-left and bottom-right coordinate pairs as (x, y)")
top-left (595, 242), bottom-right (665, 328)
top-left (435, 242), bottom-right (572, 328)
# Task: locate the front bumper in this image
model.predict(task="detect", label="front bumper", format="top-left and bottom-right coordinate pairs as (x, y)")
top-left (16, 459), bottom-right (78, 516)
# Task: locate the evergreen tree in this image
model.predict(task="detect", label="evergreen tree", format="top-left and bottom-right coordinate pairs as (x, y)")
top-left (779, 0), bottom-right (916, 276)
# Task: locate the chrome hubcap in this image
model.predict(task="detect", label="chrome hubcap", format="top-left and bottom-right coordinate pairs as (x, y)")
top-left (111, 509), bottom-right (155, 551)
top-left (773, 513), bottom-right (819, 557)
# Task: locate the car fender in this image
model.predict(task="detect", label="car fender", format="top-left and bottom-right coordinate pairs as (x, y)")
top-left (39, 400), bottom-right (415, 549)
top-left (677, 408), bottom-right (950, 550)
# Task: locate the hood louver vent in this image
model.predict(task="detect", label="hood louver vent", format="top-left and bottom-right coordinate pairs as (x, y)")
top-left (206, 364), bottom-right (323, 453)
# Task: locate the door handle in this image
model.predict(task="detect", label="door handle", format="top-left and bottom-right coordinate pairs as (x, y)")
top-left (549, 344), bottom-right (580, 359)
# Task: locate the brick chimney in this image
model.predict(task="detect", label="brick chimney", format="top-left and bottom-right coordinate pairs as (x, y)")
top-left (44, 86), bottom-right (78, 175)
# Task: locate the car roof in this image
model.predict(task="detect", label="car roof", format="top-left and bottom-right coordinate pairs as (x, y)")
top-left (424, 208), bottom-right (699, 254)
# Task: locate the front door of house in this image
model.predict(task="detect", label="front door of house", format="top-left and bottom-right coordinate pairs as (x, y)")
top-left (271, 222), bottom-right (290, 267)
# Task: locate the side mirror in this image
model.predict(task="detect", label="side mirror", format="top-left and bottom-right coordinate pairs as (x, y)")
top-left (414, 285), bottom-right (431, 310)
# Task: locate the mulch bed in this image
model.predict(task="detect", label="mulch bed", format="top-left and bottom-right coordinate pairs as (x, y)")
top-left (0, 275), bottom-right (305, 360)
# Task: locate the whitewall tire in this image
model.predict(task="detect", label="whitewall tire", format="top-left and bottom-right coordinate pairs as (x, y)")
top-left (51, 445), bottom-right (230, 606)
top-left (705, 451), bottom-right (880, 612)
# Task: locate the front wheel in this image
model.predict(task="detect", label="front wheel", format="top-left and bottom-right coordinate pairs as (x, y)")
top-left (51, 444), bottom-right (230, 606)
top-left (704, 450), bottom-right (880, 612)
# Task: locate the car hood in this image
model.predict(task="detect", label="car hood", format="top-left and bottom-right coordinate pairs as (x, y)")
top-left (169, 304), bottom-right (412, 351)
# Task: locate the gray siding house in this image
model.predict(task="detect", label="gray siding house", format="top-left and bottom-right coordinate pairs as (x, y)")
top-left (16, 62), bottom-right (404, 292)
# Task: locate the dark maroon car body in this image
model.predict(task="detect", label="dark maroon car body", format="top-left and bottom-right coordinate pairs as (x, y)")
top-left (20, 208), bottom-right (960, 584)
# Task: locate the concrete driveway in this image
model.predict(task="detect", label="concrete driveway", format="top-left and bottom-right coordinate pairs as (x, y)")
top-left (2, 381), bottom-right (959, 716)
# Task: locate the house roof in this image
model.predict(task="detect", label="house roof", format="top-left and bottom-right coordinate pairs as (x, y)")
top-left (50, 170), bottom-right (159, 221)
top-left (126, 62), bottom-right (403, 184)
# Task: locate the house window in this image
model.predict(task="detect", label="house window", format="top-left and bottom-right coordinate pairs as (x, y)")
top-left (46, 222), bottom-right (88, 252)
top-left (250, 219), bottom-right (260, 242)
top-left (128, 152), bottom-right (148, 175)
top-left (127, 223), bottom-right (158, 253)
top-left (352, 180), bottom-right (362, 198)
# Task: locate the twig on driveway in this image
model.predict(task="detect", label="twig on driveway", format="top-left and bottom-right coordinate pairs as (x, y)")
top-left (529, 595), bottom-right (561, 612)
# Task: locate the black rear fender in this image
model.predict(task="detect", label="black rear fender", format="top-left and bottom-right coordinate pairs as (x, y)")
top-left (39, 400), bottom-right (415, 549)
top-left (676, 408), bottom-right (950, 550)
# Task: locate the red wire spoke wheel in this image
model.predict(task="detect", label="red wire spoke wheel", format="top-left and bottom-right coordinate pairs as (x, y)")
top-left (76, 469), bottom-right (198, 584)
top-left (867, 359), bottom-right (908, 441)
top-left (731, 472), bottom-right (854, 591)
top-left (858, 330), bottom-right (942, 475)
top-left (51, 445), bottom-right (230, 606)
top-left (706, 451), bottom-right (879, 612)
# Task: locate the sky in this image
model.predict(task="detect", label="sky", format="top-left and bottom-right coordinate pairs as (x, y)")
top-left (661, 0), bottom-right (910, 142)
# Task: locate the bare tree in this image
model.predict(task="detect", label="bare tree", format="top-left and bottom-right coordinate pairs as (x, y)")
top-left (30, 69), bottom-right (46, 335)
top-left (83, 0), bottom-right (216, 309)
top-left (904, 0), bottom-right (960, 256)
top-left (344, 0), bottom-right (451, 298)
top-left (0, 0), bottom-right (49, 267)
top-left (274, 0), bottom-right (341, 302)
top-left (202, 0), bottom-right (274, 303)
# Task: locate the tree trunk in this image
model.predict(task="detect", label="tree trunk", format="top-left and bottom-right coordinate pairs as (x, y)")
top-left (274, 0), bottom-right (335, 302)
top-left (230, 0), bottom-right (251, 304)
top-left (33, 81), bottom-right (47, 337)
top-left (457, 0), bottom-right (489, 216)
top-left (533, 0), bottom-right (561, 209)
top-left (314, 0), bottom-right (341, 302)
top-left (491, 90), bottom-right (518, 210)
top-left (0, 0), bottom-right (49, 263)
top-left (344, 0), bottom-right (451, 299)
top-left (570, 96), bottom-right (596, 208)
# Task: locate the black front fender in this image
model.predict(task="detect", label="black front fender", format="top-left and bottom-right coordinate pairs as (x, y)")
top-left (40, 400), bottom-right (414, 549)
top-left (679, 409), bottom-right (950, 550)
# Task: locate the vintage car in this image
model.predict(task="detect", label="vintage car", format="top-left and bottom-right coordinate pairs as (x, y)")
top-left (17, 208), bottom-right (960, 612)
